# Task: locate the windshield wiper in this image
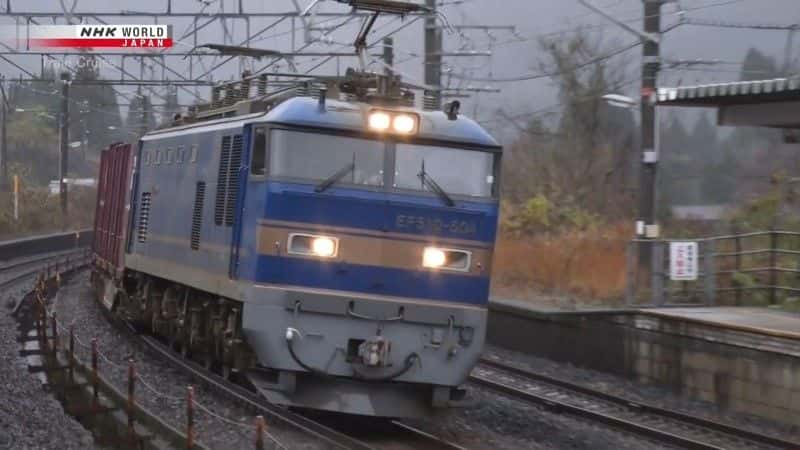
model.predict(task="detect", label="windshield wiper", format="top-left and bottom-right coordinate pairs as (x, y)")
top-left (315, 153), bottom-right (356, 193)
top-left (418, 160), bottom-right (455, 207)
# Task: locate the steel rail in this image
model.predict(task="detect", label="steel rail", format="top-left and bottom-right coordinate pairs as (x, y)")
top-left (390, 421), bottom-right (469, 450)
top-left (469, 372), bottom-right (724, 449)
top-left (132, 325), bottom-right (468, 450)
top-left (475, 357), bottom-right (797, 450)
top-left (131, 330), bottom-right (373, 450)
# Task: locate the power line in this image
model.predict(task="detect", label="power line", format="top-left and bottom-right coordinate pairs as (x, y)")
top-left (682, 18), bottom-right (799, 31)
top-left (446, 40), bottom-right (641, 83)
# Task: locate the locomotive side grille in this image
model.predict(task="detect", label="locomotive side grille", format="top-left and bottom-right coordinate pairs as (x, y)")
top-left (214, 135), bottom-right (232, 226)
top-left (190, 182), bottom-right (206, 250)
top-left (224, 134), bottom-right (243, 226)
top-left (137, 192), bottom-right (151, 243)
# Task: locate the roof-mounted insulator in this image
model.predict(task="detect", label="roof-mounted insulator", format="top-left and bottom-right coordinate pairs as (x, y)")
top-left (240, 71), bottom-right (252, 100)
top-left (211, 86), bottom-right (222, 108)
top-left (318, 88), bottom-right (327, 111)
top-left (257, 74), bottom-right (268, 97)
top-left (423, 90), bottom-right (441, 111)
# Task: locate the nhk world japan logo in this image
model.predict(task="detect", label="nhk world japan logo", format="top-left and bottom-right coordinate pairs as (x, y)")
top-left (26, 25), bottom-right (172, 49)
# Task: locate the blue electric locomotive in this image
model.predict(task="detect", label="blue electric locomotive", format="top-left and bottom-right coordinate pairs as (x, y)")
top-left (93, 68), bottom-right (501, 417)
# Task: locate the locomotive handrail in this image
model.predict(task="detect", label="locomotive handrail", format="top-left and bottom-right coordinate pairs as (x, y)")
top-left (347, 301), bottom-right (405, 322)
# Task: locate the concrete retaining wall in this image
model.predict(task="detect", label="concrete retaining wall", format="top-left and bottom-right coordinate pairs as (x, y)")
top-left (487, 300), bottom-right (800, 427)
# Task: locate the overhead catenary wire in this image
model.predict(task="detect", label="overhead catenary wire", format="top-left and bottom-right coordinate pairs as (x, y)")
top-left (447, 40), bottom-right (641, 83)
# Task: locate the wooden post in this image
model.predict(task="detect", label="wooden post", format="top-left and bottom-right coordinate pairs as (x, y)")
top-left (770, 231), bottom-right (778, 304)
top-left (50, 312), bottom-right (58, 354)
top-left (91, 338), bottom-right (99, 408)
top-left (255, 415), bottom-right (265, 450)
top-left (127, 359), bottom-right (136, 438)
top-left (186, 386), bottom-right (194, 450)
top-left (38, 296), bottom-right (46, 345)
top-left (68, 325), bottom-right (75, 383)
top-left (734, 235), bottom-right (742, 306)
top-left (12, 174), bottom-right (18, 221)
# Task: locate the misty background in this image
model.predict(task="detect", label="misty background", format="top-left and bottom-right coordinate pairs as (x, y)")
top-left (0, 0), bottom-right (798, 223)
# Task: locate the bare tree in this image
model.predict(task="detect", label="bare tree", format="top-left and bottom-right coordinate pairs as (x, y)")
top-left (502, 29), bottom-right (637, 226)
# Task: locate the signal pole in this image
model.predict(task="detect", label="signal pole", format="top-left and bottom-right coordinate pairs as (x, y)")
top-left (424, 0), bottom-right (442, 109)
top-left (58, 72), bottom-right (71, 220)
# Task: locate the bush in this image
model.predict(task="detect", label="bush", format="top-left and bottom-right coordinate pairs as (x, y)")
top-left (502, 194), bottom-right (601, 236)
top-left (492, 222), bottom-right (630, 304)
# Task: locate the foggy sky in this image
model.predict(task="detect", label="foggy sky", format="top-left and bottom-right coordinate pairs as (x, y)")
top-left (1, 0), bottom-right (797, 142)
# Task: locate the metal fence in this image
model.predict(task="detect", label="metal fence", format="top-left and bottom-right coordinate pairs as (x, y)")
top-left (626, 231), bottom-right (800, 307)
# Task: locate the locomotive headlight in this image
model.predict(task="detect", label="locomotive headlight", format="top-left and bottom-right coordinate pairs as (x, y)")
top-left (422, 247), bottom-right (447, 268)
top-left (288, 233), bottom-right (339, 258)
top-left (392, 114), bottom-right (417, 134)
top-left (422, 247), bottom-right (472, 271)
top-left (368, 110), bottom-right (419, 135)
top-left (368, 111), bottom-right (391, 131)
top-left (311, 237), bottom-right (336, 257)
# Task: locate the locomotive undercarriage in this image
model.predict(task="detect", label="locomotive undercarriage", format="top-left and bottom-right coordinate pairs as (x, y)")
top-left (92, 269), bottom-right (255, 380)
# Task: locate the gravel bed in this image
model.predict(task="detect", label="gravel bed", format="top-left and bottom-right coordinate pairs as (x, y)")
top-left (53, 272), bottom-right (326, 450)
top-left (403, 384), bottom-right (671, 450)
top-left (0, 274), bottom-right (98, 450)
top-left (54, 270), bottom-right (780, 450)
top-left (484, 344), bottom-right (800, 444)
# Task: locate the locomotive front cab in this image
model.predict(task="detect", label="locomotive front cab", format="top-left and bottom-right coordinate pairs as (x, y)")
top-left (236, 97), bottom-right (501, 417)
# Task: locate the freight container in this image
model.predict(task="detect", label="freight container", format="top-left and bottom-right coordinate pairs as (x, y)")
top-left (92, 143), bottom-right (135, 278)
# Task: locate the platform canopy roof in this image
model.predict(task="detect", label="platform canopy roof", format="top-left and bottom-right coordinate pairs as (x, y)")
top-left (656, 76), bottom-right (800, 129)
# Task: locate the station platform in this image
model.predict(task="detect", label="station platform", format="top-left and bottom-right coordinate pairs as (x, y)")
top-left (638, 307), bottom-right (800, 340)
top-left (487, 300), bottom-right (800, 427)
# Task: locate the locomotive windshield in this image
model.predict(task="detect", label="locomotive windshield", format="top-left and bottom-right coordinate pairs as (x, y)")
top-left (394, 144), bottom-right (495, 198)
top-left (266, 128), bottom-right (496, 198)
top-left (269, 129), bottom-right (384, 186)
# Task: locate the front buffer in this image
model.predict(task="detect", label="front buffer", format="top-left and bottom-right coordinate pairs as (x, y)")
top-left (242, 284), bottom-right (486, 417)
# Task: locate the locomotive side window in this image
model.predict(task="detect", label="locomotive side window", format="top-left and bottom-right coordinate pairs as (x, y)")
top-left (251, 127), bottom-right (267, 175)
top-left (269, 129), bottom-right (383, 186)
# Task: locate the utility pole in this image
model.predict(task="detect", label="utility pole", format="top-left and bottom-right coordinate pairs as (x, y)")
top-left (139, 90), bottom-right (150, 136)
top-left (58, 72), bottom-right (71, 220)
top-left (0, 76), bottom-right (7, 192)
top-left (638, 0), bottom-right (662, 262)
top-left (424, 0), bottom-right (442, 109)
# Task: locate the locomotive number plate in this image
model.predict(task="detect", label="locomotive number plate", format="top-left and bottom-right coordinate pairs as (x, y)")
top-left (395, 215), bottom-right (477, 235)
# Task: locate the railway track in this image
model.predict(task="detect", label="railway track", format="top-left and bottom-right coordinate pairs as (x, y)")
top-left (123, 320), bottom-right (466, 449)
top-left (472, 356), bottom-right (798, 450)
top-left (2, 241), bottom-right (461, 449)
top-left (2, 249), bottom-right (86, 298)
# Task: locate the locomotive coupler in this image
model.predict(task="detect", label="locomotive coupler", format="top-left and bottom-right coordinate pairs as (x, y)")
top-left (357, 335), bottom-right (392, 367)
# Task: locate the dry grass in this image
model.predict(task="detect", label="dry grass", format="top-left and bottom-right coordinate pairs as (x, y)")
top-left (0, 188), bottom-right (97, 240)
top-left (491, 223), bottom-right (630, 307)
